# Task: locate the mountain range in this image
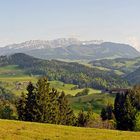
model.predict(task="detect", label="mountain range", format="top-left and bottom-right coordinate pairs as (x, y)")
top-left (0, 38), bottom-right (139, 60)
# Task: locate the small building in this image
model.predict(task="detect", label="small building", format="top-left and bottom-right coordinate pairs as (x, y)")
top-left (108, 88), bottom-right (129, 94)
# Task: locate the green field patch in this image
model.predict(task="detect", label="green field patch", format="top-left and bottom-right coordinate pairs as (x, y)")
top-left (49, 81), bottom-right (101, 96)
top-left (69, 93), bottom-right (114, 114)
top-left (0, 76), bottom-right (38, 95)
top-left (0, 65), bottom-right (26, 77)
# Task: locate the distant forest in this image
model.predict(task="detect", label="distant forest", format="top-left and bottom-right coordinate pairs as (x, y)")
top-left (0, 53), bottom-right (128, 90)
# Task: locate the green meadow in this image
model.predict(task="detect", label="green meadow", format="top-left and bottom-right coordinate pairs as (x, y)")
top-left (0, 119), bottom-right (139, 140)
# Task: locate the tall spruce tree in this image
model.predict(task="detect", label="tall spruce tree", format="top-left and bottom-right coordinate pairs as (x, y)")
top-left (114, 92), bottom-right (136, 130)
top-left (47, 88), bottom-right (59, 124)
top-left (35, 78), bottom-right (50, 122)
top-left (101, 107), bottom-right (107, 121)
top-left (16, 92), bottom-right (26, 121)
top-left (57, 91), bottom-right (76, 125)
top-left (123, 95), bottom-right (136, 130)
top-left (25, 82), bottom-right (38, 122)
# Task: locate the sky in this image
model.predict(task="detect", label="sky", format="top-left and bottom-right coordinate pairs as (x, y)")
top-left (0, 0), bottom-right (140, 51)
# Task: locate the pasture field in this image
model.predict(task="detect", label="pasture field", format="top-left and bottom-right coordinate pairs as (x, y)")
top-left (0, 65), bottom-right (25, 77)
top-left (0, 76), bottom-right (101, 95)
top-left (0, 119), bottom-right (139, 140)
top-left (69, 92), bottom-right (114, 114)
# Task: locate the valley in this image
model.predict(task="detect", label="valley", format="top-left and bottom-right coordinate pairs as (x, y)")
top-left (1, 52), bottom-right (140, 115)
top-left (1, 1), bottom-right (140, 139)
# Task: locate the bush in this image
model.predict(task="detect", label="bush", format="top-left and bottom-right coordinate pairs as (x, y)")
top-left (134, 112), bottom-right (140, 131)
top-left (75, 88), bottom-right (90, 97)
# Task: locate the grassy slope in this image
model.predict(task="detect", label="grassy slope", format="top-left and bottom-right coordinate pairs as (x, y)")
top-left (0, 119), bottom-right (140, 140)
top-left (0, 65), bottom-right (26, 77)
top-left (49, 81), bottom-right (101, 96)
top-left (69, 93), bottom-right (114, 114)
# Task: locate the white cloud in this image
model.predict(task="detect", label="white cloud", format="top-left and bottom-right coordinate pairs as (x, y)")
top-left (126, 36), bottom-right (140, 52)
top-left (0, 38), bottom-right (17, 47)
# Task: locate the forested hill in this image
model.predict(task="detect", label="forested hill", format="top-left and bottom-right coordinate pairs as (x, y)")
top-left (125, 67), bottom-right (140, 85)
top-left (89, 57), bottom-right (140, 85)
top-left (0, 53), bottom-right (128, 89)
top-left (89, 57), bottom-right (140, 74)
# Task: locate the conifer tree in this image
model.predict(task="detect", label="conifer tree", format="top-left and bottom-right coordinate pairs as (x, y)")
top-left (25, 82), bottom-right (38, 122)
top-left (114, 93), bottom-right (124, 129)
top-left (57, 91), bottom-right (76, 125)
top-left (16, 92), bottom-right (26, 121)
top-left (122, 95), bottom-right (136, 130)
top-left (35, 77), bottom-right (50, 122)
top-left (45, 88), bottom-right (59, 124)
top-left (17, 77), bottom-right (76, 126)
top-left (101, 107), bottom-right (107, 121)
top-left (114, 92), bottom-right (136, 130)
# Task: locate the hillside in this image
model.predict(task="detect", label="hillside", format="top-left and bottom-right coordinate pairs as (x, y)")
top-left (68, 92), bottom-right (114, 114)
top-left (125, 67), bottom-right (140, 84)
top-left (0, 39), bottom-right (139, 60)
top-left (0, 53), bottom-right (128, 89)
top-left (89, 57), bottom-right (140, 85)
top-left (0, 119), bottom-right (139, 140)
top-left (89, 57), bottom-right (140, 74)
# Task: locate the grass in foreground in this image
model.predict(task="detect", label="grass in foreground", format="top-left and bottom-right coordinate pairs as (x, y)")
top-left (0, 120), bottom-right (140, 140)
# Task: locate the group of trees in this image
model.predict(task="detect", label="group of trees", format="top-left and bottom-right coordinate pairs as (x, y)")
top-left (1, 73), bottom-right (140, 131)
top-left (0, 77), bottom-right (117, 129)
top-left (101, 86), bottom-right (140, 131)
top-left (16, 78), bottom-right (76, 126)
top-left (0, 85), bottom-right (17, 119)
top-left (16, 78), bottom-right (102, 127)
top-left (75, 88), bottom-right (90, 97)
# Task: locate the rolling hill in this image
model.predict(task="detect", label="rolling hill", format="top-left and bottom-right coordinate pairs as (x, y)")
top-left (0, 39), bottom-right (139, 60)
top-left (0, 119), bottom-right (140, 140)
top-left (89, 57), bottom-right (140, 85)
top-left (125, 67), bottom-right (140, 85)
top-left (89, 57), bottom-right (140, 74)
top-left (0, 53), bottom-right (128, 89)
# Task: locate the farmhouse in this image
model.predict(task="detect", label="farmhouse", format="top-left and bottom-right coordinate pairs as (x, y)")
top-left (102, 88), bottom-right (129, 94)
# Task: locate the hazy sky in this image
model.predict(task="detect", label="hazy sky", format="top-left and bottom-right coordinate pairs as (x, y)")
top-left (0, 0), bottom-right (140, 50)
